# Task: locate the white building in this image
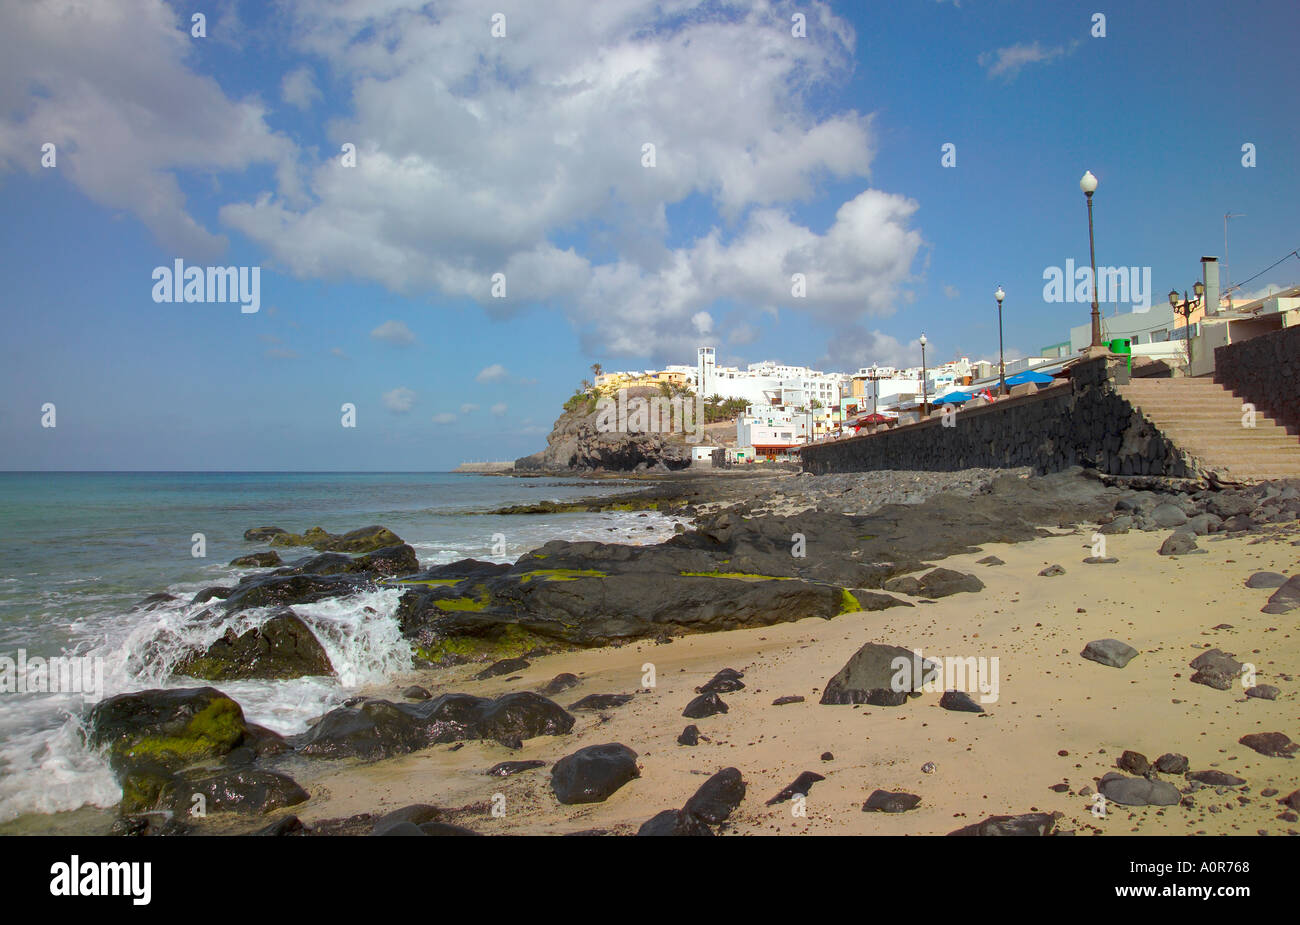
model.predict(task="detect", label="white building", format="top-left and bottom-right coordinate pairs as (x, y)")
top-left (696, 347), bottom-right (848, 408)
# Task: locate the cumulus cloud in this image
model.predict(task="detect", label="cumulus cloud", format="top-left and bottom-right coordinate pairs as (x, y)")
top-left (382, 386), bottom-right (416, 413)
top-left (0, 0), bottom-right (296, 258)
top-left (459, 403), bottom-right (480, 414)
top-left (371, 319), bottom-right (416, 345)
top-left (215, 1), bottom-right (920, 360)
top-left (491, 402), bottom-right (508, 417)
top-left (978, 41), bottom-right (1076, 82)
top-left (431, 412), bottom-right (456, 424)
top-left (943, 284), bottom-right (960, 300)
top-left (3, 0), bottom-right (927, 360)
top-left (476, 364), bottom-right (509, 383)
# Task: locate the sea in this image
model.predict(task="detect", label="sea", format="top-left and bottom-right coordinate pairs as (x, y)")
top-left (0, 471), bottom-right (685, 826)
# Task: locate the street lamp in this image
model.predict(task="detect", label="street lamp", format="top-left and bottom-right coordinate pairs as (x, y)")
top-left (1080, 170), bottom-right (1102, 350)
top-left (1168, 280), bottom-right (1206, 373)
top-left (995, 286), bottom-right (1007, 396)
top-left (919, 333), bottom-right (928, 416)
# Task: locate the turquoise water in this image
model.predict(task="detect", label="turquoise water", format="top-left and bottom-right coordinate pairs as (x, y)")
top-left (0, 471), bottom-right (682, 822)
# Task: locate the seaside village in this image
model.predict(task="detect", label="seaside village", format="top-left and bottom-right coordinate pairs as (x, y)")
top-left (592, 258), bottom-right (1300, 463)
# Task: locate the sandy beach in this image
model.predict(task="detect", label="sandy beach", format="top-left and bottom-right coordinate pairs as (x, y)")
top-left (292, 519), bottom-right (1299, 836)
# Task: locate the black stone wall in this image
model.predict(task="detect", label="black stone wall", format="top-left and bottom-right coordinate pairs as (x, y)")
top-left (1213, 324), bottom-right (1300, 436)
top-left (801, 357), bottom-right (1203, 477)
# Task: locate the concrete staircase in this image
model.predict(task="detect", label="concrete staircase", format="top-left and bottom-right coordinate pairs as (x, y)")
top-left (1117, 377), bottom-right (1300, 480)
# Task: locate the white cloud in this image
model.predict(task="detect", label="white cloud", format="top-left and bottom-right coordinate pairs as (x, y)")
top-left (382, 386), bottom-right (416, 413)
top-left (943, 284), bottom-right (960, 300)
top-left (0, 0), bottom-right (296, 258)
top-left (459, 403), bottom-right (480, 414)
top-left (476, 364), bottom-right (509, 383)
top-left (431, 412), bottom-right (456, 424)
top-left (215, 1), bottom-right (915, 359)
top-left (370, 320), bottom-right (416, 345)
top-left (330, 346), bottom-right (348, 358)
top-left (491, 402), bottom-right (508, 417)
top-left (978, 41), bottom-right (1075, 82)
top-left (281, 66), bottom-right (321, 110)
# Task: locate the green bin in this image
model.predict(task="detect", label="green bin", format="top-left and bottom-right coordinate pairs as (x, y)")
top-left (1107, 337), bottom-right (1132, 370)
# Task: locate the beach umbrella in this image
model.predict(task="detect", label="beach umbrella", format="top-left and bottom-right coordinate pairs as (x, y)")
top-left (935, 390), bottom-right (972, 404)
top-left (1004, 370), bottom-right (1055, 386)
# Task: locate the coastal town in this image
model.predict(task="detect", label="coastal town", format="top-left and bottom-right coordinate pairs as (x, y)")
top-left (587, 264), bottom-right (1300, 463)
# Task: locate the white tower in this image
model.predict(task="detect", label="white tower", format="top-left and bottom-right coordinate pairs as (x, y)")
top-left (697, 346), bottom-right (716, 397)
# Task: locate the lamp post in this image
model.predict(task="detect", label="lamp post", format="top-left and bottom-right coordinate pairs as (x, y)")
top-left (995, 286), bottom-right (1007, 396)
top-left (1080, 170), bottom-right (1102, 351)
top-left (919, 333), bottom-right (928, 417)
top-left (1168, 280), bottom-right (1206, 373)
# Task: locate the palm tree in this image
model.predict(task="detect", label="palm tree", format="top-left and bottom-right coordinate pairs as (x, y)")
top-left (591, 363), bottom-right (603, 380)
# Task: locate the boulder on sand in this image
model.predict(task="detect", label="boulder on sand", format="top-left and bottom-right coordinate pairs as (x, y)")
top-left (550, 743), bottom-right (640, 805)
top-left (167, 769), bottom-right (308, 815)
top-left (948, 812), bottom-right (1058, 836)
top-left (1080, 639), bottom-right (1138, 669)
top-left (820, 642), bottom-right (938, 706)
top-left (1261, 575), bottom-right (1300, 614)
top-left (1098, 772), bottom-right (1180, 806)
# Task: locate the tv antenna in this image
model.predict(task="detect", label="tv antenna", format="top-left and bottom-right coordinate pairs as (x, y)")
top-left (1224, 212), bottom-right (1245, 303)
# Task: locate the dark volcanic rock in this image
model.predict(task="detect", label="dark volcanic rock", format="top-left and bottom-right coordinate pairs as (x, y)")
top-left (270, 525), bottom-right (404, 554)
top-left (939, 690), bottom-right (984, 713)
top-left (695, 668), bottom-right (745, 694)
top-left (682, 767), bottom-right (746, 824)
top-left (1261, 575), bottom-right (1300, 614)
top-left (765, 771), bottom-right (824, 805)
top-left (1154, 753), bottom-right (1189, 774)
top-left (948, 812), bottom-right (1057, 836)
top-left (1246, 684), bottom-right (1280, 701)
top-left (862, 789), bottom-right (921, 813)
top-left (402, 685), bottom-right (431, 701)
top-left (173, 611), bottom-right (333, 681)
top-left (677, 725), bottom-right (700, 746)
top-left (1158, 532), bottom-right (1200, 556)
top-left (1188, 770), bottom-right (1246, 787)
top-left (1238, 732), bottom-right (1297, 758)
top-left (244, 526), bottom-right (287, 542)
top-left (475, 657), bottom-right (531, 680)
top-left (539, 673), bottom-right (581, 695)
top-left (976, 555), bottom-right (1005, 566)
top-left (821, 642), bottom-right (938, 705)
top-left (636, 809), bottom-right (713, 836)
top-left (230, 551), bottom-right (282, 568)
top-left (291, 691), bottom-right (573, 759)
top-left (486, 760), bottom-right (546, 777)
top-left (1245, 571), bottom-right (1287, 589)
top-left (682, 692), bottom-right (728, 718)
top-left (550, 743), bottom-right (640, 804)
top-left (772, 695), bottom-right (805, 706)
top-left (1189, 649), bottom-right (1242, 691)
top-left (1039, 564), bottom-right (1066, 577)
top-left (1080, 639), bottom-right (1138, 669)
top-left (884, 567), bottom-right (983, 598)
top-left (85, 687), bottom-right (251, 812)
top-left (1099, 772), bottom-right (1180, 806)
top-left (168, 769), bottom-right (308, 815)
top-left (1117, 750), bottom-right (1150, 775)
top-left (221, 573), bottom-right (369, 614)
top-left (568, 693), bottom-right (633, 711)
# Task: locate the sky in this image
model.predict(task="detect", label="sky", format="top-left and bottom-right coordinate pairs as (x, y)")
top-left (1, 0), bottom-right (1297, 471)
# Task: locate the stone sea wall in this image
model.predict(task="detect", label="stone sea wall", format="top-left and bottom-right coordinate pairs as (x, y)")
top-left (801, 357), bottom-right (1203, 477)
top-left (1214, 324), bottom-right (1300, 436)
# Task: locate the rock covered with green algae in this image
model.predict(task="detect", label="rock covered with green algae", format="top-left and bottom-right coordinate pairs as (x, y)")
top-left (85, 686), bottom-right (278, 812)
top-left (269, 525), bottom-right (403, 553)
top-left (172, 610), bottom-right (335, 681)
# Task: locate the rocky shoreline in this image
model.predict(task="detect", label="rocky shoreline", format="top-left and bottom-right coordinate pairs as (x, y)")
top-left (39, 468), bottom-right (1300, 835)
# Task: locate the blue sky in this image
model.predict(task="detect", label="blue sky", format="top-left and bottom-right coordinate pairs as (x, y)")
top-left (2, 0), bottom-right (1297, 470)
